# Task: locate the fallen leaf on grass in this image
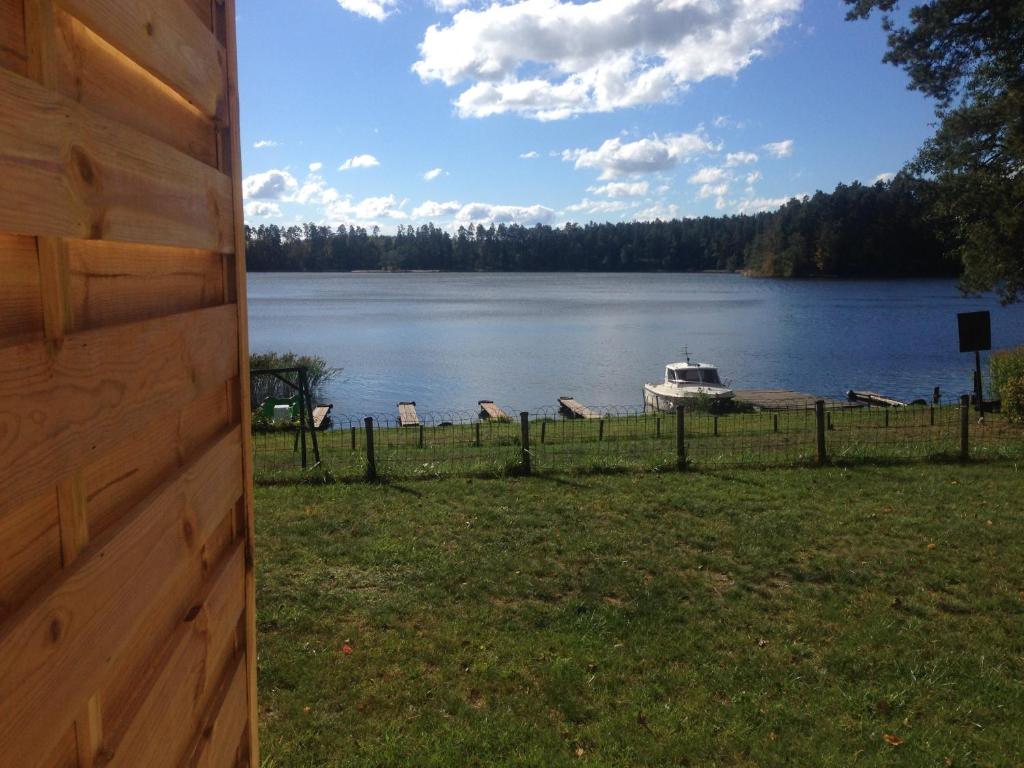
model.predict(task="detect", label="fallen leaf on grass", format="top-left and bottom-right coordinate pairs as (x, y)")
top-left (757, 638), bottom-right (769, 648)
top-left (303, 706), bottom-right (311, 714)
top-left (575, 746), bottom-right (585, 758)
top-left (883, 734), bottom-right (904, 747)
top-left (341, 644), bottom-right (353, 655)
top-left (927, 542), bottom-right (937, 550)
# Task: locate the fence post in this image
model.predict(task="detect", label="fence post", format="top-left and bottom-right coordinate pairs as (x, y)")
top-left (929, 406), bottom-right (935, 427)
top-left (300, 368), bottom-right (320, 466)
top-left (541, 420), bottom-right (546, 444)
top-left (815, 400), bottom-right (827, 466)
top-left (656, 417), bottom-right (661, 439)
top-left (520, 411), bottom-right (531, 475)
top-left (418, 424), bottom-right (424, 449)
top-left (475, 421), bottom-right (481, 447)
top-left (885, 409), bottom-right (889, 428)
top-left (364, 416), bottom-right (377, 480)
top-left (959, 395), bottom-right (970, 461)
top-left (713, 416), bottom-right (718, 437)
top-left (827, 412), bottom-right (833, 431)
top-left (297, 376), bottom-right (307, 469)
top-left (599, 418), bottom-right (605, 442)
top-left (773, 414), bottom-right (779, 433)
top-left (675, 404), bottom-right (686, 470)
top-left (350, 423), bottom-right (356, 450)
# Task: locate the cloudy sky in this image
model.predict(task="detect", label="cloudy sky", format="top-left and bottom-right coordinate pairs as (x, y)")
top-left (237, 0), bottom-right (933, 232)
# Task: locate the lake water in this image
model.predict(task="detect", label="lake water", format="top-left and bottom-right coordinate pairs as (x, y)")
top-left (247, 273), bottom-right (1024, 416)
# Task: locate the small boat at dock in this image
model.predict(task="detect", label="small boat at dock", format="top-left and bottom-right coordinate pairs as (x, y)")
top-left (643, 358), bottom-right (735, 412)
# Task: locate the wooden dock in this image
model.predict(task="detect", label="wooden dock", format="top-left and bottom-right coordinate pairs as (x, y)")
top-left (397, 401), bottom-right (420, 427)
top-left (478, 400), bottom-right (510, 421)
top-left (312, 404), bottom-right (333, 429)
top-left (847, 390), bottom-right (908, 408)
top-left (558, 396), bottom-right (601, 419)
top-left (732, 389), bottom-right (861, 411)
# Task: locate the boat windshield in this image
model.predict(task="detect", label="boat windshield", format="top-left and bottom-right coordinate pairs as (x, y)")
top-left (671, 368), bottom-right (722, 384)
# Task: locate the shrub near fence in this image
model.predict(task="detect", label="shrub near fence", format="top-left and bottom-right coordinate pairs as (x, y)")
top-left (252, 397), bottom-right (1024, 483)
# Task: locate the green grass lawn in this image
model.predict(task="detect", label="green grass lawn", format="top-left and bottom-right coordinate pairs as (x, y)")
top-left (255, 463), bottom-right (1024, 767)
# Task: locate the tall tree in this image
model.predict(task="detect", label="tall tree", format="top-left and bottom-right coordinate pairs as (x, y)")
top-left (846, 0), bottom-right (1024, 302)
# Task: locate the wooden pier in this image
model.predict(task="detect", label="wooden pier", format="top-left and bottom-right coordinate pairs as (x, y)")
top-left (732, 389), bottom-right (861, 411)
top-left (478, 400), bottom-right (510, 421)
top-left (558, 396), bottom-right (601, 419)
top-left (397, 401), bottom-right (420, 427)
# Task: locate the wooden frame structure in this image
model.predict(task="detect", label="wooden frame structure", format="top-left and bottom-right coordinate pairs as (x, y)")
top-left (0, 0), bottom-right (257, 765)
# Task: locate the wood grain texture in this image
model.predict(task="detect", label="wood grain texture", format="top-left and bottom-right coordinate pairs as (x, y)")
top-left (0, 427), bottom-right (243, 765)
top-left (188, 652), bottom-right (249, 768)
top-left (0, 66), bottom-right (234, 252)
top-left (54, 0), bottom-right (227, 118)
top-left (183, 0), bottom-right (214, 32)
top-left (102, 542), bottom-right (245, 768)
top-left (0, 490), bottom-right (61, 624)
top-left (54, 9), bottom-right (218, 167)
top-left (84, 381), bottom-right (231, 541)
top-left (0, 232), bottom-right (43, 342)
top-left (0, 304), bottom-right (239, 518)
top-left (67, 239), bottom-right (225, 332)
top-left (0, 0), bottom-right (27, 75)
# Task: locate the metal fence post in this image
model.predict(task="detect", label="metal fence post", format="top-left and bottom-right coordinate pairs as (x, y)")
top-left (599, 418), bottom-right (605, 442)
top-left (815, 400), bottom-right (827, 466)
top-left (351, 424), bottom-right (356, 450)
top-left (676, 404), bottom-right (686, 470)
top-left (541, 420), bottom-right (546, 444)
top-left (418, 424), bottom-right (424, 449)
top-left (520, 411), bottom-right (531, 475)
top-left (475, 421), bottom-right (481, 447)
top-left (960, 395), bottom-right (970, 461)
top-left (713, 416), bottom-right (718, 437)
top-left (364, 416), bottom-right (377, 480)
top-left (297, 375), bottom-right (307, 469)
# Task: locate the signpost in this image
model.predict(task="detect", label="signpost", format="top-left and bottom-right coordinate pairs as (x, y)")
top-left (957, 311), bottom-right (991, 412)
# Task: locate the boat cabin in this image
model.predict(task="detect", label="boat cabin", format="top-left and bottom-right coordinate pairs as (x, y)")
top-left (665, 363), bottom-right (723, 386)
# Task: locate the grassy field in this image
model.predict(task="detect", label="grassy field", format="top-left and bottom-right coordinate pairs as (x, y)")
top-left (253, 404), bottom-right (1024, 483)
top-left (255, 462), bottom-right (1024, 767)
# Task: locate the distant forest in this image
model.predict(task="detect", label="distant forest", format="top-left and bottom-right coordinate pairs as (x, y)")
top-left (245, 177), bottom-right (960, 278)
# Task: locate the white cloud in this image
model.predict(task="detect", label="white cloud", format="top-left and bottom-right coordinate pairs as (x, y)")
top-left (339, 154), bottom-right (381, 171)
top-left (734, 194), bottom-right (803, 213)
top-left (412, 200), bottom-right (463, 218)
top-left (327, 194), bottom-right (408, 222)
top-left (244, 201), bottom-right (281, 218)
top-left (253, 139), bottom-right (278, 149)
top-left (634, 202), bottom-right (682, 221)
top-left (520, 150), bottom-right (540, 159)
top-left (725, 151), bottom-right (758, 166)
top-left (746, 170), bottom-right (763, 185)
top-left (688, 166), bottom-right (728, 185)
top-left (414, 0), bottom-right (800, 120)
top-left (698, 182), bottom-right (730, 199)
top-left (309, 162), bottom-right (323, 172)
top-left (588, 181), bottom-right (649, 198)
top-left (762, 139), bottom-right (794, 158)
top-left (242, 169), bottom-right (298, 200)
top-left (565, 132), bottom-right (715, 179)
top-left (423, 167), bottom-right (444, 181)
top-left (430, 0), bottom-right (471, 11)
top-left (564, 198), bottom-right (634, 215)
top-left (872, 172), bottom-right (896, 184)
top-left (456, 202), bottom-right (556, 227)
top-left (335, 0), bottom-right (396, 21)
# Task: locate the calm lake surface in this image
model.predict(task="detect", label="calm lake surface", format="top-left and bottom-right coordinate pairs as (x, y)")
top-left (247, 273), bottom-right (1024, 416)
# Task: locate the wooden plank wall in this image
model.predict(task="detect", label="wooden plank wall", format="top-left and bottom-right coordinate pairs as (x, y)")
top-left (0, 0), bottom-right (257, 765)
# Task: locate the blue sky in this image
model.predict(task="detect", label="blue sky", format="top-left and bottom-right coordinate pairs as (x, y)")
top-left (236, 0), bottom-right (935, 232)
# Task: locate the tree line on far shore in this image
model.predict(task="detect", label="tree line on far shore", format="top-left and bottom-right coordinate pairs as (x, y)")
top-left (244, 176), bottom-right (958, 278)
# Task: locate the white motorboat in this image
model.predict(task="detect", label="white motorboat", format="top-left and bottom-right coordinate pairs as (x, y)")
top-left (643, 359), bottom-right (735, 412)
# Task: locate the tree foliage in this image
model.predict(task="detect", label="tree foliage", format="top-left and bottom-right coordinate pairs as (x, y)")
top-left (846, 0), bottom-right (1024, 302)
top-left (245, 179), bottom-right (956, 277)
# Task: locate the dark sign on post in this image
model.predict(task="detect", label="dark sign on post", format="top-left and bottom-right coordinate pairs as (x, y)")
top-left (957, 311), bottom-right (991, 353)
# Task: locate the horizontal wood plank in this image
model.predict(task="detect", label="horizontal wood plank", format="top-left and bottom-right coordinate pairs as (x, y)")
top-left (190, 652), bottom-right (249, 768)
top-left (184, 0), bottom-right (214, 32)
top-left (0, 304), bottom-right (239, 517)
top-left (0, 427), bottom-right (243, 765)
top-left (0, 66), bottom-right (234, 252)
top-left (0, 233), bottom-right (43, 341)
top-left (84, 382), bottom-right (231, 541)
top-left (55, 0), bottom-right (226, 118)
top-left (104, 542), bottom-right (245, 768)
top-left (54, 9), bottom-right (219, 167)
top-left (0, 0), bottom-right (27, 75)
top-left (67, 239), bottom-right (225, 332)
top-left (0, 490), bottom-right (61, 624)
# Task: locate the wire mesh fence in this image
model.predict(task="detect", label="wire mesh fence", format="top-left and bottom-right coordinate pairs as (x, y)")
top-left (251, 397), bottom-right (1024, 483)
